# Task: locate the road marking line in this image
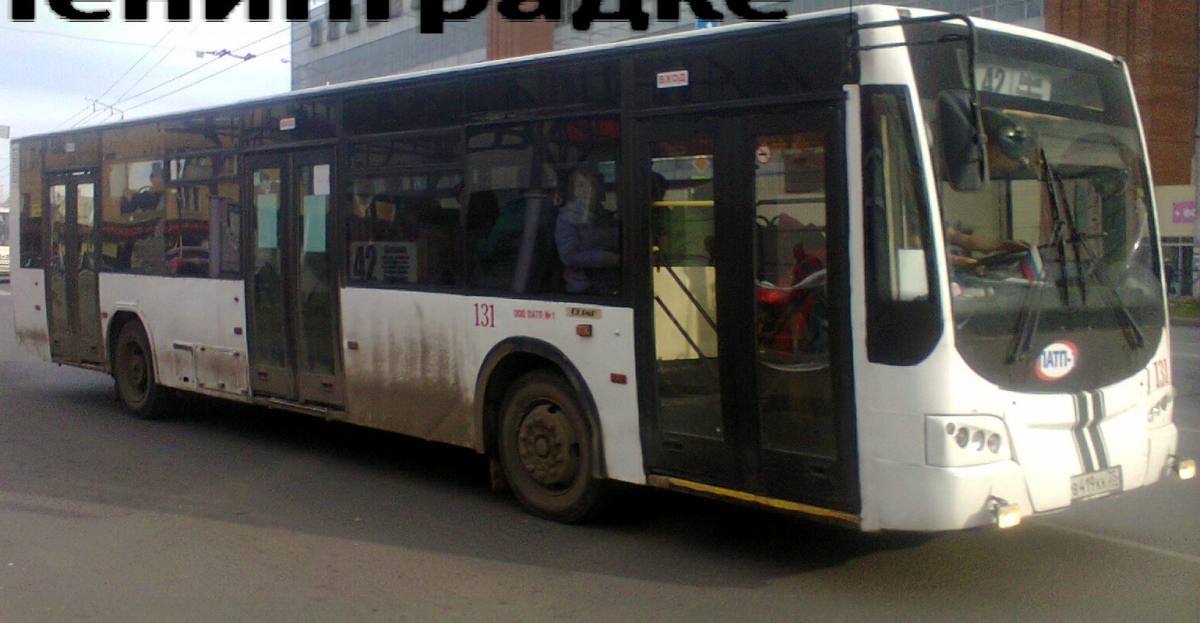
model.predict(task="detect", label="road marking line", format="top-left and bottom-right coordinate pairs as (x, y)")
top-left (1039, 522), bottom-right (1200, 565)
top-left (0, 290), bottom-right (10, 297)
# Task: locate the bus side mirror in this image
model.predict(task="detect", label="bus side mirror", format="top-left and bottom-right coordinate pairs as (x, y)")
top-left (981, 109), bottom-right (1035, 180)
top-left (938, 90), bottom-right (986, 192)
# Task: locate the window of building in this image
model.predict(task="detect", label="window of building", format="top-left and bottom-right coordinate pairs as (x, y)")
top-left (345, 2), bottom-right (363, 33)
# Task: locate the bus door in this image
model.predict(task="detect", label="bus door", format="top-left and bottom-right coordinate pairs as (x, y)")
top-left (640, 107), bottom-right (858, 514)
top-left (244, 150), bottom-right (344, 408)
top-left (45, 170), bottom-right (104, 365)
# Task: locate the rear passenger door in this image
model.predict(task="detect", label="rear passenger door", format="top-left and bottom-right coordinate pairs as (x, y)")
top-left (45, 170), bottom-right (104, 365)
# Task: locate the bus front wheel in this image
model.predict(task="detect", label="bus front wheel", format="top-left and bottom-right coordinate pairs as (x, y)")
top-left (113, 321), bottom-right (170, 420)
top-left (498, 370), bottom-right (608, 523)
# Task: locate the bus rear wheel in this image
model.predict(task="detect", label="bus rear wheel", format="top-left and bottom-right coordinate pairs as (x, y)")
top-left (113, 321), bottom-right (170, 420)
top-left (498, 370), bottom-right (609, 523)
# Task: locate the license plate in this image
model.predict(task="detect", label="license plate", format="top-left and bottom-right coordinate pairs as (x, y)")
top-left (1071, 466), bottom-right (1123, 501)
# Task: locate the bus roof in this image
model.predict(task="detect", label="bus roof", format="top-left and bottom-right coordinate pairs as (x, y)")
top-left (14, 5), bottom-right (1115, 143)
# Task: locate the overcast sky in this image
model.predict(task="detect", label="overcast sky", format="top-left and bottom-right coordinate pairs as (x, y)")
top-left (1, 3), bottom-right (295, 201)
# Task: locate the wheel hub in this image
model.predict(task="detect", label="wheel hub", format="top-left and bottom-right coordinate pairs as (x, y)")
top-left (129, 353), bottom-right (146, 388)
top-left (516, 403), bottom-right (580, 489)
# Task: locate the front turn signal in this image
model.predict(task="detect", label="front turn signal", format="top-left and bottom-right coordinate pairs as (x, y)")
top-left (1171, 457), bottom-right (1196, 480)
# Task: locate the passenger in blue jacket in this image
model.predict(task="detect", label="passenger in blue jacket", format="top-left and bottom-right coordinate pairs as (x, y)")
top-left (555, 165), bottom-right (620, 295)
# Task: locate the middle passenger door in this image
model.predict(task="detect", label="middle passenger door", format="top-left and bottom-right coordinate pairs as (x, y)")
top-left (244, 149), bottom-right (345, 408)
top-left (639, 106), bottom-right (858, 516)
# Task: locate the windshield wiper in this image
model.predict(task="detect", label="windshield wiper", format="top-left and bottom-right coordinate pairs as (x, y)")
top-left (1006, 275), bottom-right (1048, 363)
top-left (1008, 151), bottom-right (1144, 362)
top-left (1007, 152), bottom-right (1067, 362)
top-left (1042, 154), bottom-right (1084, 306)
top-left (1049, 157), bottom-right (1145, 350)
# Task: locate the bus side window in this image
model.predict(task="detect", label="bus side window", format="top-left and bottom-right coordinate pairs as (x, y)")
top-left (465, 124), bottom-right (540, 294)
top-left (345, 133), bottom-right (463, 288)
top-left (472, 192), bottom-right (524, 291)
top-left (161, 156), bottom-right (241, 279)
top-left (103, 160), bottom-right (171, 275)
top-left (463, 118), bottom-right (619, 296)
top-left (862, 86), bottom-right (941, 365)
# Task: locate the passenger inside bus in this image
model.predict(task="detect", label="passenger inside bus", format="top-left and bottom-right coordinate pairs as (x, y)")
top-left (757, 228), bottom-right (827, 355)
top-left (474, 192), bottom-right (527, 290)
top-left (555, 164), bottom-right (620, 295)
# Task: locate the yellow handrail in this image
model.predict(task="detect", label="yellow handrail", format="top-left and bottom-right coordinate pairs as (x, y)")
top-left (652, 200), bottom-right (715, 207)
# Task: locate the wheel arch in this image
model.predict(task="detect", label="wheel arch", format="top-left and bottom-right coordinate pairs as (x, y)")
top-left (475, 337), bottom-right (607, 479)
top-left (106, 309), bottom-right (151, 375)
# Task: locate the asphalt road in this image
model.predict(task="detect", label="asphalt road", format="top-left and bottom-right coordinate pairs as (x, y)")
top-left (0, 283), bottom-right (1196, 622)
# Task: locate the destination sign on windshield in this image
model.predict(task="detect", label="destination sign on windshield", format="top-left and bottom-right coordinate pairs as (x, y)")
top-left (976, 63), bottom-right (1053, 102)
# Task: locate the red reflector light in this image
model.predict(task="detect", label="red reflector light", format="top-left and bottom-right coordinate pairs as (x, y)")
top-left (610, 373), bottom-right (628, 385)
top-left (575, 324), bottom-right (593, 337)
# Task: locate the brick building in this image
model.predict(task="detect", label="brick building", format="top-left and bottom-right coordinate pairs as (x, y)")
top-left (1045, 0), bottom-right (1199, 295)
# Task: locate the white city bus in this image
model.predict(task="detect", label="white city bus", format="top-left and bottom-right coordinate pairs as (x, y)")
top-left (9, 5), bottom-right (1193, 530)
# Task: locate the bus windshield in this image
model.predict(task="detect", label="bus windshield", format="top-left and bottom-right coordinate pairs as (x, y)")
top-left (908, 24), bottom-right (1165, 391)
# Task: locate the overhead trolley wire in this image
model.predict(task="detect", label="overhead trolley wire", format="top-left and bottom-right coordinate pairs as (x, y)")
top-left (70, 28), bottom-right (179, 128)
top-left (124, 39), bottom-right (291, 113)
top-left (112, 26), bottom-right (291, 112)
top-left (52, 25), bottom-right (290, 129)
top-left (101, 28), bottom-right (178, 106)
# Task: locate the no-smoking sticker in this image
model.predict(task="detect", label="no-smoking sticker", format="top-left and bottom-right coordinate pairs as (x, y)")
top-left (755, 144), bottom-right (772, 164)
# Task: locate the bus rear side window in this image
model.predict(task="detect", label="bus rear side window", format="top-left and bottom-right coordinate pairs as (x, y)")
top-left (20, 192), bottom-right (41, 268)
top-left (18, 142), bottom-right (43, 269)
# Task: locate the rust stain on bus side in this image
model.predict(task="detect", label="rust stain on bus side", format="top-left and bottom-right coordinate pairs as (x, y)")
top-left (15, 327), bottom-right (49, 350)
top-left (342, 303), bottom-right (478, 451)
top-left (13, 328), bottom-right (54, 369)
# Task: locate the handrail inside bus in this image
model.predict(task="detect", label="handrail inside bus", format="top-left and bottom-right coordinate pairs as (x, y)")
top-left (755, 197), bottom-right (826, 207)
top-left (653, 294), bottom-right (720, 380)
top-left (662, 265), bottom-right (718, 333)
top-left (652, 200), bottom-right (714, 208)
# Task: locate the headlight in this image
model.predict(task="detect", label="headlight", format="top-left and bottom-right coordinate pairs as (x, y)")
top-left (926, 414), bottom-right (1012, 467)
top-left (1147, 391), bottom-right (1173, 427)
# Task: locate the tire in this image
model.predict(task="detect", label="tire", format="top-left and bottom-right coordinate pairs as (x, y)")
top-left (498, 370), bottom-right (610, 523)
top-left (113, 321), bottom-right (171, 420)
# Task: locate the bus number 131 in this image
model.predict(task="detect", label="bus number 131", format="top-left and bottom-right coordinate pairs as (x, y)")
top-left (475, 303), bottom-right (496, 328)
